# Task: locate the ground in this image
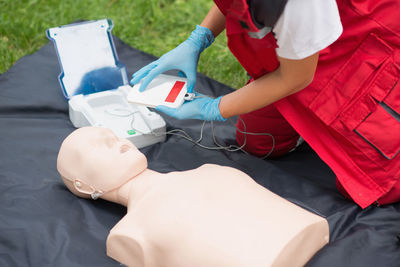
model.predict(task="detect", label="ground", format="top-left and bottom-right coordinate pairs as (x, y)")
top-left (0, 0), bottom-right (247, 88)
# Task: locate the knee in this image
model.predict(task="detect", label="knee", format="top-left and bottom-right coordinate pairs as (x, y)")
top-left (235, 106), bottom-right (299, 158)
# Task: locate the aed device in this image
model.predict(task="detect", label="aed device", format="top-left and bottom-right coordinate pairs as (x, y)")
top-left (126, 74), bottom-right (187, 108)
top-left (47, 19), bottom-right (166, 148)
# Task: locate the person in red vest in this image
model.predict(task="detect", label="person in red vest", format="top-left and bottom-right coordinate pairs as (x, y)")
top-left (131, 0), bottom-right (400, 209)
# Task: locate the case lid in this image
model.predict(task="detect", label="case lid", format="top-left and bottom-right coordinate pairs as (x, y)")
top-left (47, 19), bottom-right (128, 99)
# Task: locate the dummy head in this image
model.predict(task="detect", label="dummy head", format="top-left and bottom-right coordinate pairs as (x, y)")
top-left (57, 127), bottom-right (147, 199)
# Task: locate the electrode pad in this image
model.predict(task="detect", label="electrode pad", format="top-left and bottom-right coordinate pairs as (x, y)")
top-left (127, 74), bottom-right (187, 109)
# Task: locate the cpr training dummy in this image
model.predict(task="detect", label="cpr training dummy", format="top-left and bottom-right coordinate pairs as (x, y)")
top-left (57, 127), bottom-right (329, 267)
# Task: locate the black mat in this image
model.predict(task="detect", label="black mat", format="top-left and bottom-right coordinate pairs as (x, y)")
top-left (0, 36), bottom-right (399, 267)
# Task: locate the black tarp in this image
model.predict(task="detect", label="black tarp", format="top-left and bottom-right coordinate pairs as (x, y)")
top-left (0, 36), bottom-right (399, 267)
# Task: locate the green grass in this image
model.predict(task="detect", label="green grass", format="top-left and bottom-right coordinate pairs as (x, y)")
top-left (0, 0), bottom-right (247, 88)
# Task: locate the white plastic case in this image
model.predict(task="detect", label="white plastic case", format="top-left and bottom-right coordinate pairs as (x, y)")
top-left (47, 19), bottom-right (166, 148)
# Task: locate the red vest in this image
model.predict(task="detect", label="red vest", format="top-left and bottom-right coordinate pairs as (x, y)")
top-left (214, 0), bottom-right (400, 208)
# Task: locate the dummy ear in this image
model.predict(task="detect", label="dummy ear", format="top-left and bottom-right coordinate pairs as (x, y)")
top-left (73, 179), bottom-right (104, 200)
top-left (73, 179), bottom-right (96, 194)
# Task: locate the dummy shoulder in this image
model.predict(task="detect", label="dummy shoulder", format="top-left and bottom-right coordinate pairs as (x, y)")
top-left (198, 163), bottom-right (234, 170)
top-left (198, 164), bottom-right (250, 177)
top-left (106, 216), bottom-right (146, 267)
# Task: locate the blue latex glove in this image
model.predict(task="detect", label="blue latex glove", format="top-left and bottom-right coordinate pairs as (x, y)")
top-left (155, 93), bottom-right (226, 121)
top-left (130, 25), bottom-right (214, 93)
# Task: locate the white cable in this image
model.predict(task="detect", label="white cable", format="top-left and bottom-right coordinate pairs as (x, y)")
top-left (105, 107), bottom-right (276, 159)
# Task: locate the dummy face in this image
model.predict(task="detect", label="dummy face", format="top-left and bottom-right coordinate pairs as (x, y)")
top-left (57, 127), bottom-right (147, 196)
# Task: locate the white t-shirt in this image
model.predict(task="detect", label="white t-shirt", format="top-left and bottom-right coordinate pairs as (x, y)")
top-left (273, 0), bottom-right (343, 60)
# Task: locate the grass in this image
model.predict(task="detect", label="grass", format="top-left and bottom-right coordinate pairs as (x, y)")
top-left (0, 0), bottom-right (248, 88)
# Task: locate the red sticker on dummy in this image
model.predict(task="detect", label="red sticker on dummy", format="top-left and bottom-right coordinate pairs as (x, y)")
top-left (165, 81), bottom-right (185, 103)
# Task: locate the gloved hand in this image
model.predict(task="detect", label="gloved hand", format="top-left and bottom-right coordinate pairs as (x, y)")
top-left (155, 93), bottom-right (226, 121)
top-left (130, 25), bottom-right (214, 93)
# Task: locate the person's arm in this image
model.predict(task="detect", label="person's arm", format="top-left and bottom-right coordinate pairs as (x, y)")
top-left (200, 4), bottom-right (226, 38)
top-left (131, 4), bottom-right (224, 93)
top-left (219, 53), bottom-right (319, 118)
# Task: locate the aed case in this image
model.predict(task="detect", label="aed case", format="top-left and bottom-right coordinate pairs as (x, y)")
top-left (47, 19), bottom-right (167, 148)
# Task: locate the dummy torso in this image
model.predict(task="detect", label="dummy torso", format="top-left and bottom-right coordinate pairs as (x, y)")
top-left (108, 164), bottom-right (328, 267)
top-left (57, 127), bottom-right (329, 267)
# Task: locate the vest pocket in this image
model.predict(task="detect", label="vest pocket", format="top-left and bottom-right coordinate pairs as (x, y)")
top-left (336, 62), bottom-right (399, 171)
top-left (334, 56), bottom-right (400, 164)
top-left (309, 33), bottom-right (400, 164)
top-left (354, 102), bottom-right (400, 160)
top-left (309, 33), bottom-right (394, 125)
